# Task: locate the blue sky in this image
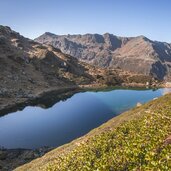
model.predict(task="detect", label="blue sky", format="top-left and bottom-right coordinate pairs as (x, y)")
top-left (1, 0), bottom-right (171, 42)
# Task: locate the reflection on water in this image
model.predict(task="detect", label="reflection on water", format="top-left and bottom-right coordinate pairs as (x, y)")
top-left (0, 88), bottom-right (170, 149)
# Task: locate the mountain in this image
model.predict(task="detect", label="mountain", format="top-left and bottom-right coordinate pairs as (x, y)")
top-left (35, 33), bottom-right (171, 80)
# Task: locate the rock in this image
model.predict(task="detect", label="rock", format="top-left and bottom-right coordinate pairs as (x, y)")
top-left (136, 102), bottom-right (142, 107)
top-left (164, 135), bottom-right (171, 145)
top-left (0, 147), bottom-right (52, 171)
top-left (0, 35), bottom-right (7, 44)
top-left (165, 82), bottom-right (171, 87)
top-left (146, 82), bottom-right (150, 86)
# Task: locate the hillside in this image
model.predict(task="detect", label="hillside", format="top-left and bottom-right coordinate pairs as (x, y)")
top-left (35, 33), bottom-right (171, 80)
top-left (15, 94), bottom-right (171, 171)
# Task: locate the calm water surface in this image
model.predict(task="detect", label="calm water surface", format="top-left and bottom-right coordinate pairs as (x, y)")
top-left (0, 88), bottom-right (170, 149)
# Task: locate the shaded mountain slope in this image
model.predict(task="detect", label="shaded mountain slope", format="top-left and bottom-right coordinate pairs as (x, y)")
top-left (35, 33), bottom-right (171, 80)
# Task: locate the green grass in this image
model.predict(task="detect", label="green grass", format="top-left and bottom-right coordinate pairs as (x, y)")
top-left (16, 94), bottom-right (171, 171)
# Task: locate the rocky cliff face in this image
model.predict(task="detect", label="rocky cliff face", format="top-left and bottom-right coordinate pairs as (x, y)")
top-left (35, 33), bottom-right (171, 80)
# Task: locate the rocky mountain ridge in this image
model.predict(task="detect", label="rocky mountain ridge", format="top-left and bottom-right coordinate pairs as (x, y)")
top-left (35, 33), bottom-right (171, 80)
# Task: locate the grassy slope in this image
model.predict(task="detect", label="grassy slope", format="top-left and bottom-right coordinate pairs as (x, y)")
top-left (16, 94), bottom-right (171, 171)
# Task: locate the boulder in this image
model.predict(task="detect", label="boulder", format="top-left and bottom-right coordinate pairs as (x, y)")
top-left (136, 102), bottom-right (142, 107)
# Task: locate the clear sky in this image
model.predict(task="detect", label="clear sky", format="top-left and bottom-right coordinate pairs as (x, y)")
top-left (1, 0), bottom-right (171, 42)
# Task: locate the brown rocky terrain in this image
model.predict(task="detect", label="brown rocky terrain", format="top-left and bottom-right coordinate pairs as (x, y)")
top-left (0, 147), bottom-right (53, 171)
top-left (35, 33), bottom-right (171, 80)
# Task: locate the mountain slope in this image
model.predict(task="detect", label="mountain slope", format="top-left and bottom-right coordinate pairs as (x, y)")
top-left (35, 33), bottom-right (171, 80)
top-left (15, 94), bottom-right (171, 171)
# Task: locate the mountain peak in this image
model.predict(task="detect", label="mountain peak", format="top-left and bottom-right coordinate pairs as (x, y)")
top-left (44, 32), bottom-right (56, 37)
top-left (0, 25), bottom-right (12, 31)
top-left (0, 25), bottom-right (16, 36)
top-left (136, 35), bottom-right (150, 41)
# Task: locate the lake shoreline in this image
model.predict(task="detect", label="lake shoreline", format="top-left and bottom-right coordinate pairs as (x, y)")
top-left (0, 147), bottom-right (54, 171)
top-left (0, 86), bottom-right (79, 117)
top-left (0, 82), bottom-right (162, 117)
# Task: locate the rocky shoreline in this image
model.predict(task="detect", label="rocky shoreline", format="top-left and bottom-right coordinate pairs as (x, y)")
top-left (0, 82), bottom-right (158, 117)
top-left (0, 86), bottom-right (80, 116)
top-left (0, 147), bottom-right (54, 171)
